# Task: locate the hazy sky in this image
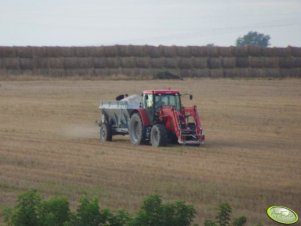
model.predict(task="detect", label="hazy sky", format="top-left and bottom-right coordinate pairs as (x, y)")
top-left (1, 0), bottom-right (300, 47)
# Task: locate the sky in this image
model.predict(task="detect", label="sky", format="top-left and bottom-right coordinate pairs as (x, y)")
top-left (0, 0), bottom-right (300, 47)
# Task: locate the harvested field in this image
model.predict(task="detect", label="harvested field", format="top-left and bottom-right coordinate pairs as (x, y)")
top-left (0, 79), bottom-right (300, 225)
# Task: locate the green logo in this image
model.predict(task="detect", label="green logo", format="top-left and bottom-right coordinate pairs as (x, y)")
top-left (267, 206), bottom-right (299, 225)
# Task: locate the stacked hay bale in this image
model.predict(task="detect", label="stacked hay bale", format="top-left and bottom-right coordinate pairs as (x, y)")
top-left (0, 45), bottom-right (301, 78)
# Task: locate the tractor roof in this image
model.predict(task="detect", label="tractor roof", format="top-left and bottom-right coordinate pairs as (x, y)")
top-left (143, 89), bottom-right (180, 95)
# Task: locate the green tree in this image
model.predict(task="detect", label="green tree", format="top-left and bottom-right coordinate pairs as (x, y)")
top-left (38, 197), bottom-right (70, 226)
top-left (216, 203), bottom-right (231, 226)
top-left (71, 196), bottom-right (103, 226)
top-left (236, 31), bottom-right (271, 47)
top-left (4, 190), bottom-right (41, 226)
top-left (130, 194), bottom-right (197, 226)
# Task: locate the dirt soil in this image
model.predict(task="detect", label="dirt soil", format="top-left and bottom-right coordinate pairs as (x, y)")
top-left (0, 79), bottom-right (300, 225)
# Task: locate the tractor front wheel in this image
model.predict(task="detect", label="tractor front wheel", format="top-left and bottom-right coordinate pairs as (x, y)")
top-left (100, 123), bottom-right (112, 142)
top-left (150, 124), bottom-right (167, 147)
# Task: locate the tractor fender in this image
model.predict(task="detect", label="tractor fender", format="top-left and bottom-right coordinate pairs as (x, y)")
top-left (130, 109), bottom-right (150, 126)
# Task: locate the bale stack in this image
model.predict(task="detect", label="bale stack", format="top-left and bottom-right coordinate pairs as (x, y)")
top-left (0, 45), bottom-right (301, 78)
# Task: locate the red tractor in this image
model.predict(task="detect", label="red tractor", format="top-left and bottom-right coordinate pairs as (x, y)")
top-left (98, 89), bottom-right (205, 147)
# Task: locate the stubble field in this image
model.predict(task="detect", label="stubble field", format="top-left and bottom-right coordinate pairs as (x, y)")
top-left (0, 79), bottom-right (300, 225)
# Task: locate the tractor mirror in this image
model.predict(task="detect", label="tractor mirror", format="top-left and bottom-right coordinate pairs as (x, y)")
top-left (189, 95), bottom-right (193, 100)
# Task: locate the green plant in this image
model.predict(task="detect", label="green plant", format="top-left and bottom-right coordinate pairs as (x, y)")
top-left (4, 190), bottom-right (41, 226)
top-left (38, 197), bottom-right (70, 226)
top-left (204, 203), bottom-right (247, 226)
top-left (232, 216), bottom-right (247, 226)
top-left (216, 203), bottom-right (231, 226)
top-left (130, 194), bottom-right (197, 226)
top-left (71, 195), bottom-right (102, 226)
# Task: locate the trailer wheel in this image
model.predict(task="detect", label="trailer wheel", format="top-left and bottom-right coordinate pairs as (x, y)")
top-left (100, 123), bottom-right (112, 142)
top-left (151, 124), bottom-right (167, 147)
top-left (129, 113), bottom-right (144, 145)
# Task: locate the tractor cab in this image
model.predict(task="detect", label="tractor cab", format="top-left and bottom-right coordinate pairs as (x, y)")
top-left (142, 90), bottom-right (182, 122)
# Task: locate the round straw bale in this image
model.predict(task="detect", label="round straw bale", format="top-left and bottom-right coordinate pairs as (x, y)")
top-left (190, 46), bottom-right (203, 57)
top-left (34, 68), bottom-right (49, 76)
top-left (208, 57), bottom-right (222, 68)
top-left (209, 69), bottom-right (224, 78)
top-left (63, 57), bottom-right (78, 69)
top-left (262, 57), bottom-right (279, 68)
top-left (0, 47), bottom-right (17, 57)
top-left (116, 45), bottom-right (128, 57)
top-left (164, 58), bottom-right (177, 68)
top-left (93, 68), bottom-right (108, 76)
top-left (191, 57), bottom-right (208, 68)
top-left (176, 46), bottom-right (191, 57)
top-left (31, 47), bottom-right (39, 57)
top-left (146, 46), bottom-right (160, 58)
top-left (275, 47), bottom-right (292, 57)
top-left (207, 47), bottom-right (219, 57)
top-left (279, 57), bottom-right (295, 68)
top-left (227, 68), bottom-right (250, 77)
top-left (76, 57), bottom-right (93, 68)
top-left (59, 47), bottom-right (73, 57)
top-left (105, 57), bottom-right (120, 68)
top-left (190, 69), bottom-right (206, 77)
top-left (92, 47), bottom-right (105, 57)
top-left (248, 57), bottom-right (264, 68)
top-left (120, 57), bottom-right (136, 68)
top-left (248, 68), bottom-right (265, 77)
top-left (223, 69), bottom-right (238, 78)
top-left (34, 57), bottom-right (48, 68)
top-left (218, 47), bottom-right (233, 57)
top-left (280, 68), bottom-right (301, 78)
top-left (262, 48), bottom-right (274, 57)
top-left (3, 58), bottom-right (20, 69)
top-left (48, 68), bottom-right (65, 77)
top-left (15, 47), bottom-right (32, 58)
top-left (47, 57), bottom-right (64, 68)
top-left (178, 58), bottom-right (192, 69)
top-left (234, 46), bottom-right (248, 57)
top-left (150, 58), bottom-right (165, 68)
top-left (129, 68), bottom-right (149, 79)
top-left (158, 45), bottom-right (176, 57)
top-left (222, 57), bottom-right (236, 68)
top-left (127, 45), bottom-right (138, 57)
top-left (104, 46), bottom-right (118, 57)
top-left (264, 68), bottom-right (281, 78)
top-left (135, 57), bottom-right (150, 68)
top-left (289, 47), bottom-right (301, 57)
top-left (19, 58), bottom-right (33, 70)
top-left (192, 69), bottom-right (209, 77)
top-left (119, 68), bottom-right (132, 77)
top-left (248, 46), bottom-right (262, 56)
top-left (6, 69), bottom-right (22, 75)
top-left (236, 57), bottom-right (249, 67)
top-left (93, 57), bottom-right (106, 68)
top-left (179, 69), bottom-right (191, 78)
top-left (294, 57), bottom-right (301, 67)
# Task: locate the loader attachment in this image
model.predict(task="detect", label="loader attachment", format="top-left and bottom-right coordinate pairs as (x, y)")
top-left (159, 106), bottom-right (205, 145)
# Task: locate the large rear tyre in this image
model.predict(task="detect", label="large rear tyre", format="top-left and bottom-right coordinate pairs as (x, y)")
top-left (151, 124), bottom-right (167, 147)
top-left (129, 113), bottom-right (145, 145)
top-left (100, 123), bottom-right (112, 142)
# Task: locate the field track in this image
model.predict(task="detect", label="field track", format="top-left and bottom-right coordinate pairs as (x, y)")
top-left (0, 79), bottom-right (300, 225)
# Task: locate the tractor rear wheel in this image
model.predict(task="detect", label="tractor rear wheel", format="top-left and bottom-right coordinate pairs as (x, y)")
top-left (100, 123), bottom-right (112, 142)
top-left (129, 113), bottom-right (145, 145)
top-left (151, 124), bottom-right (167, 147)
